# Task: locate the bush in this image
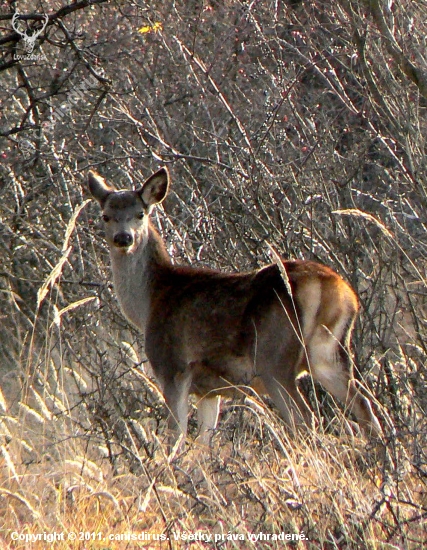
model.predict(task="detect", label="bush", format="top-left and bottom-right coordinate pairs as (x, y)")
top-left (1, 1), bottom-right (426, 547)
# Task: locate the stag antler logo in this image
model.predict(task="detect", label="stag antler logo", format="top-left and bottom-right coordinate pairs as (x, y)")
top-left (12, 12), bottom-right (49, 54)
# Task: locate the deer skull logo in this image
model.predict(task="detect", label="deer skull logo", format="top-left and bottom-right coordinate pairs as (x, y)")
top-left (12, 12), bottom-right (49, 54)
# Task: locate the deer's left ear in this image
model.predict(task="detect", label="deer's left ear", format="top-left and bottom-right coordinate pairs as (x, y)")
top-left (138, 167), bottom-right (170, 207)
top-left (88, 171), bottom-right (115, 206)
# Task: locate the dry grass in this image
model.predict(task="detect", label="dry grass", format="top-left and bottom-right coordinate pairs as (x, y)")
top-left (0, 324), bottom-right (425, 550)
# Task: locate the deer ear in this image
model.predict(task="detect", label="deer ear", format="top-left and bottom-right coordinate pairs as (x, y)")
top-left (138, 167), bottom-right (170, 207)
top-left (88, 171), bottom-right (115, 206)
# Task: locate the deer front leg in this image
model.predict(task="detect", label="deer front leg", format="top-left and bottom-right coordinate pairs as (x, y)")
top-left (162, 369), bottom-right (193, 452)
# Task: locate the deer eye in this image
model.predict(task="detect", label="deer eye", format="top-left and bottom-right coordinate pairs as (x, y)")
top-left (102, 214), bottom-right (110, 222)
top-left (136, 212), bottom-right (144, 220)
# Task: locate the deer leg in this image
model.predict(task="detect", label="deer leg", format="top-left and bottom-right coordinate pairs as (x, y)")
top-left (162, 368), bottom-right (192, 448)
top-left (196, 395), bottom-right (221, 444)
top-left (308, 333), bottom-right (381, 437)
top-left (312, 364), bottom-right (381, 436)
top-left (262, 373), bottom-right (312, 432)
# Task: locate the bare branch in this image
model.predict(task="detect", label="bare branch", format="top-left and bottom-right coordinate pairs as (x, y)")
top-left (361, 0), bottom-right (427, 98)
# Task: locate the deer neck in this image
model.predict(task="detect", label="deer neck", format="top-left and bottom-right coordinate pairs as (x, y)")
top-left (109, 221), bottom-right (171, 333)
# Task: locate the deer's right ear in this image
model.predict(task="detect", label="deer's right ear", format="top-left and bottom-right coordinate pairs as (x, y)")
top-left (88, 171), bottom-right (115, 206)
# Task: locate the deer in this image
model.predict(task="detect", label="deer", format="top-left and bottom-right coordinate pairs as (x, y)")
top-left (88, 167), bottom-right (382, 448)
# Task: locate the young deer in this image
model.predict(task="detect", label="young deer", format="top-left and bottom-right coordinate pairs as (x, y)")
top-left (88, 167), bottom-right (381, 446)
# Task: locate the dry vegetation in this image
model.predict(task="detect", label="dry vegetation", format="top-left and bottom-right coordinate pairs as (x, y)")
top-left (0, 0), bottom-right (426, 548)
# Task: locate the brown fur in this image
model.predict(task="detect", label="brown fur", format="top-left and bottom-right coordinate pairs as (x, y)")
top-left (88, 167), bottom-right (381, 446)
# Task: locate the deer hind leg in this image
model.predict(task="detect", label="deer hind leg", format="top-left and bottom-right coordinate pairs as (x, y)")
top-left (196, 395), bottom-right (221, 444)
top-left (261, 369), bottom-right (312, 432)
top-left (308, 326), bottom-right (381, 437)
top-left (256, 313), bottom-right (313, 432)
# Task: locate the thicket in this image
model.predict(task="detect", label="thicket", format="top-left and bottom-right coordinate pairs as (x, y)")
top-left (0, 1), bottom-right (426, 548)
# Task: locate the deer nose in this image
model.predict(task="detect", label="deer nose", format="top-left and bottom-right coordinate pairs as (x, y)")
top-left (113, 232), bottom-right (133, 248)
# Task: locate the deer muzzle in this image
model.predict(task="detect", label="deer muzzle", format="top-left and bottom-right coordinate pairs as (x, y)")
top-left (113, 232), bottom-right (133, 248)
